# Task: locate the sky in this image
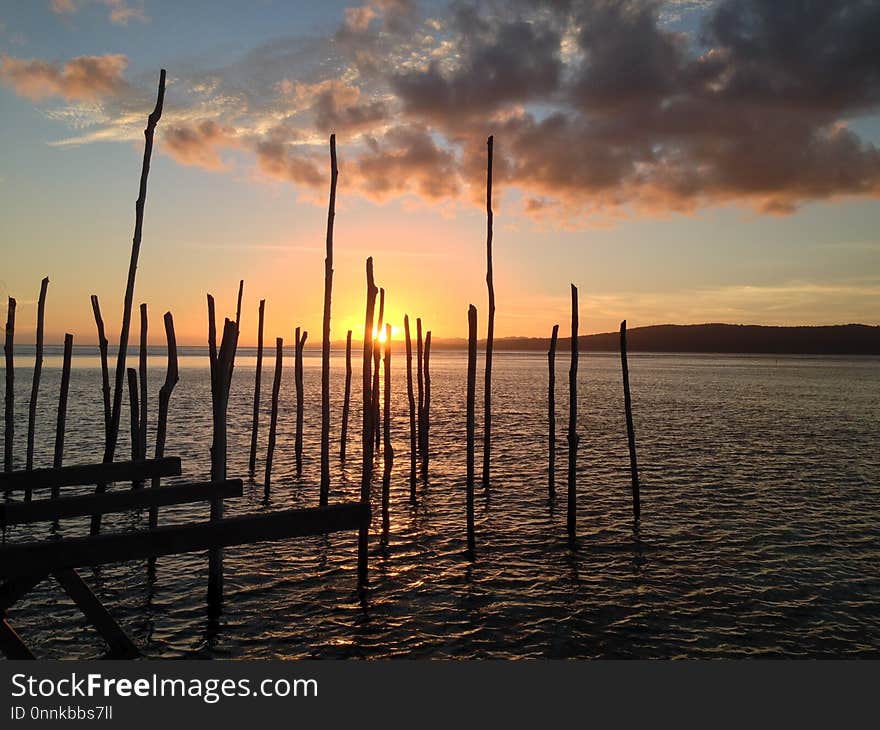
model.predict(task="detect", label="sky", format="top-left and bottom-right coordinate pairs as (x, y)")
top-left (1, 0), bottom-right (879, 346)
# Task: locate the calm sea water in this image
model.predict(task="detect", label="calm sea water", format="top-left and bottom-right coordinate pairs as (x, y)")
top-left (2, 348), bottom-right (879, 658)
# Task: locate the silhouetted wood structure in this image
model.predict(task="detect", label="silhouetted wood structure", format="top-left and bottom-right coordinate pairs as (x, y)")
top-left (26, 277), bottom-right (49, 481)
top-left (248, 299), bottom-right (265, 474)
top-left (381, 324), bottom-right (393, 542)
top-left (150, 311), bottom-right (178, 529)
top-left (359, 257), bottom-right (378, 586)
top-left (265, 337), bottom-right (283, 500)
top-left (1, 458), bottom-right (182, 494)
top-left (548, 324), bottom-right (559, 500)
top-left (126, 368), bottom-right (139, 467)
top-left (340, 329), bottom-right (353, 461)
top-left (4, 297), bottom-right (14, 474)
top-left (421, 331), bottom-right (431, 480)
top-left (90, 295), bottom-right (111, 439)
top-left (416, 317), bottom-right (423, 459)
top-left (404, 315), bottom-right (417, 498)
top-left (52, 334), bottom-right (74, 481)
top-left (295, 327), bottom-right (307, 477)
top-left (483, 136), bottom-right (495, 491)
top-left (620, 320), bottom-right (641, 520)
top-left (466, 304), bottom-right (477, 555)
top-left (320, 135), bottom-right (337, 508)
top-left (373, 288), bottom-right (385, 452)
top-left (567, 285), bottom-right (579, 537)
top-left (138, 303), bottom-right (148, 462)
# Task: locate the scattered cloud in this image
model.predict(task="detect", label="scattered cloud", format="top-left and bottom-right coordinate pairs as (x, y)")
top-left (0, 53), bottom-right (128, 101)
top-left (49, 0), bottom-right (148, 26)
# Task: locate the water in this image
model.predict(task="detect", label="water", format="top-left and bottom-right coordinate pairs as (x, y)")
top-left (2, 348), bottom-right (879, 658)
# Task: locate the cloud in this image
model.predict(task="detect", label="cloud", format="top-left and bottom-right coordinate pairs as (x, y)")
top-left (0, 53), bottom-right (128, 101)
top-left (282, 79), bottom-right (389, 134)
top-left (50, 0), bottom-right (148, 25)
top-left (163, 120), bottom-right (241, 171)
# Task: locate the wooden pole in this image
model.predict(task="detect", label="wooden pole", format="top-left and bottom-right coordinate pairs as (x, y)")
top-left (264, 337), bottom-right (283, 500)
top-left (548, 323), bottom-right (559, 500)
top-left (126, 368), bottom-right (139, 466)
top-left (248, 299), bottom-right (265, 474)
top-left (340, 329), bottom-right (353, 461)
top-left (483, 135), bottom-right (495, 491)
top-left (359, 257), bottom-right (378, 586)
top-left (466, 305), bottom-right (477, 555)
top-left (207, 294), bottom-right (217, 371)
top-left (620, 320), bottom-right (641, 520)
top-left (381, 324), bottom-right (393, 542)
top-left (373, 288), bottom-right (385, 452)
top-left (90, 295), bottom-right (111, 441)
top-left (138, 303), bottom-right (148, 462)
top-left (150, 311), bottom-right (178, 528)
top-left (3, 297), bottom-right (14, 474)
top-left (104, 69), bottom-right (165, 465)
top-left (416, 317), bottom-right (423, 459)
top-left (320, 134), bottom-right (337, 507)
top-left (404, 315), bottom-right (416, 500)
top-left (295, 327), bottom-right (307, 478)
top-left (421, 331), bottom-right (431, 481)
top-left (26, 276), bottom-right (49, 481)
top-left (567, 284), bottom-right (579, 537)
top-left (228, 280), bottom-right (243, 392)
top-left (52, 333), bottom-right (74, 488)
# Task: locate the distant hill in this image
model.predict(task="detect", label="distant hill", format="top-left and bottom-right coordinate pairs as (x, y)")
top-left (430, 324), bottom-right (880, 355)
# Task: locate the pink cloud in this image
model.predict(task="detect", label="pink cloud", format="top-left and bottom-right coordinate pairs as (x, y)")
top-left (0, 53), bottom-right (128, 101)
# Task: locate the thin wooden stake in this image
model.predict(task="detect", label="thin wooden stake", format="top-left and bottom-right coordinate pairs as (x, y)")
top-left (138, 303), bottom-right (148, 462)
top-left (320, 135), bottom-right (337, 507)
top-left (359, 257), bottom-right (378, 586)
top-left (295, 327), bottom-right (307, 478)
top-left (90, 295), bottom-right (111, 440)
top-left (548, 323), bottom-right (559, 500)
top-left (404, 315), bottom-right (416, 499)
top-left (416, 317), bottom-right (423, 459)
top-left (52, 333), bottom-right (73, 489)
top-left (248, 299), bottom-right (265, 474)
top-left (483, 135), bottom-right (495, 491)
top-left (3, 297), bottom-right (14, 474)
top-left (228, 280), bottom-right (243, 392)
top-left (150, 311), bottom-right (178, 528)
top-left (466, 304), bottom-right (477, 555)
top-left (340, 329), bottom-right (353, 461)
top-left (26, 277), bottom-right (49, 483)
top-left (104, 69), bottom-right (165, 465)
top-left (567, 284), bottom-right (579, 537)
top-left (620, 320), bottom-right (641, 521)
top-left (381, 324), bottom-right (393, 542)
top-left (421, 331), bottom-right (431, 481)
top-left (373, 287), bottom-right (385, 452)
top-left (264, 337), bottom-right (283, 500)
top-left (126, 368), bottom-right (140, 467)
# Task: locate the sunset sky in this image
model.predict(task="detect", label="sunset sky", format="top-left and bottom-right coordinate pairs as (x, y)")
top-left (1, 0), bottom-right (879, 345)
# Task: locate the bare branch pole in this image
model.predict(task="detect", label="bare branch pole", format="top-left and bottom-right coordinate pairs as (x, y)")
top-left (372, 287), bottom-right (385, 452)
top-left (228, 280), bottom-right (244, 391)
top-left (138, 303), bottom-right (148, 463)
top-left (248, 299), bottom-right (265, 474)
top-left (548, 324), bottom-right (559, 500)
top-left (4, 297), bottom-right (15, 474)
top-left (90, 295), bottom-right (111, 440)
top-left (104, 69), bottom-right (165, 466)
top-left (567, 284), bottom-right (579, 537)
top-left (320, 134), bottom-right (337, 507)
top-left (466, 305), bottom-right (477, 556)
top-left (421, 331), bottom-right (431, 481)
top-left (150, 311), bottom-right (178, 528)
top-left (26, 277), bottom-right (49, 483)
top-left (359, 257), bottom-right (378, 587)
top-left (126, 368), bottom-right (140, 467)
top-left (483, 135), bottom-right (495, 491)
top-left (295, 327), bottom-right (307, 478)
top-left (381, 324), bottom-right (393, 543)
top-left (340, 329), bottom-right (353, 461)
top-left (52, 333), bottom-right (74, 485)
top-left (416, 317), bottom-right (423, 459)
top-left (404, 315), bottom-right (417, 500)
top-left (264, 337), bottom-right (283, 501)
top-left (620, 320), bottom-right (641, 521)
top-left (207, 294), bottom-right (217, 372)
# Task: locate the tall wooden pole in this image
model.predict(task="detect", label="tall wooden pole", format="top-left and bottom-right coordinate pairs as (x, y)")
top-left (26, 276), bottom-right (49, 481)
top-left (295, 327), bottom-right (307, 478)
top-left (248, 299), bottom-right (265, 474)
top-left (404, 315), bottom-right (416, 500)
top-left (138, 303), bottom-right (148, 462)
top-left (359, 257), bottom-right (378, 586)
top-left (320, 135), bottom-right (337, 507)
top-left (381, 324), bottom-right (393, 542)
top-left (4, 297), bottom-right (15, 473)
top-left (52, 333), bottom-right (74, 485)
top-left (421, 331), bottom-right (431, 481)
top-left (340, 329), bottom-right (353, 461)
top-left (126, 368), bottom-right (140, 466)
top-left (482, 135), bottom-right (495, 491)
top-left (265, 337), bottom-right (283, 500)
top-left (548, 324), bottom-right (559, 500)
top-left (620, 320), bottom-right (641, 520)
top-left (373, 288), bottom-right (385, 452)
top-left (416, 317), bottom-right (423, 459)
top-left (150, 311), bottom-right (178, 528)
top-left (228, 280), bottom-right (243, 393)
top-left (104, 69), bottom-right (165, 465)
top-left (567, 285), bottom-right (579, 537)
top-left (90, 295), bottom-right (111, 442)
top-left (466, 305), bottom-right (477, 555)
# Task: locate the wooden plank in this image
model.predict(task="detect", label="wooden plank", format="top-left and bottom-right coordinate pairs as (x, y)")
top-left (53, 568), bottom-right (138, 658)
top-left (0, 617), bottom-right (35, 659)
top-left (1, 479), bottom-right (242, 527)
top-left (0, 457), bottom-right (181, 494)
top-left (0, 502), bottom-right (369, 578)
